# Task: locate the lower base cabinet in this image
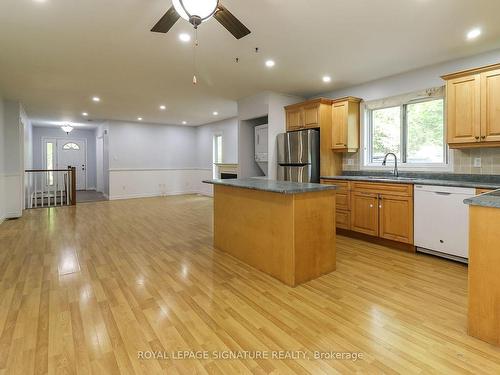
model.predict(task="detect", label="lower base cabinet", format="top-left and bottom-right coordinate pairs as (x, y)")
top-left (322, 179), bottom-right (414, 245)
top-left (378, 194), bottom-right (413, 243)
top-left (351, 192), bottom-right (379, 236)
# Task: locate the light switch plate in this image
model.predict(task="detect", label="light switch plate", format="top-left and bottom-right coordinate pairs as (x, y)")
top-left (474, 157), bottom-right (482, 167)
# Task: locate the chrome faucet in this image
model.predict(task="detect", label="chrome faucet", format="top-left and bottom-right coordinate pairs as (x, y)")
top-left (382, 153), bottom-right (399, 177)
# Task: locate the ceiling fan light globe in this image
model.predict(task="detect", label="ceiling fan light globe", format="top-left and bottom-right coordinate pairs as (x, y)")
top-left (172, 0), bottom-right (219, 22)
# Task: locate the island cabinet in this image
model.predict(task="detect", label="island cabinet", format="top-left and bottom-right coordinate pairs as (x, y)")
top-left (443, 63), bottom-right (500, 148)
top-left (331, 97), bottom-right (361, 153)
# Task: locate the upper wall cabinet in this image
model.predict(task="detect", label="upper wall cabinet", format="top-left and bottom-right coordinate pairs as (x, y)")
top-left (284, 98), bottom-right (332, 131)
top-left (443, 63), bottom-right (500, 148)
top-left (331, 97), bottom-right (361, 153)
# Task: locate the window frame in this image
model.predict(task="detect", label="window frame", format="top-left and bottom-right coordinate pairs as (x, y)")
top-left (363, 96), bottom-right (450, 171)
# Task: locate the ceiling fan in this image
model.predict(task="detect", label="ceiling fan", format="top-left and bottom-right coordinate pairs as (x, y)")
top-left (151, 0), bottom-right (251, 40)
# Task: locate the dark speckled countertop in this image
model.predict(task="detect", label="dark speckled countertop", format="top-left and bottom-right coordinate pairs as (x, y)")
top-left (203, 178), bottom-right (337, 194)
top-left (464, 190), bottom-right (500, 208)
top-left (321, 171), bottom-right (500, 190)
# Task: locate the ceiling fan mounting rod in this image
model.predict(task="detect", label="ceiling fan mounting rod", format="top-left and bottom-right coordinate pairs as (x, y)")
top-left (178, 0), bottom-right (219, 29)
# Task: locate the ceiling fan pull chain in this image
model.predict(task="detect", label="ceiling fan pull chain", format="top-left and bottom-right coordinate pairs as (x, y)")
top-left (192, 28), bottom-right (199, 85)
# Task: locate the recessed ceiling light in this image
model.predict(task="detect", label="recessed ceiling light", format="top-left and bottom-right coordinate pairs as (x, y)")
top-left (92, 96), bottom-right (100, 102)
top-left (82, 112), bottom-right (88, 116)
top-left (467, 27), bottom-right (481, 40)
top-left (182, 121), bottom-right (187, 125)
top-left (179, 33), bottom-right (191, 42)
top-left (137, 117), bottom-right (143, 121)
top-left (213, 111), bottom-right (219, 116)
top-left (33, 0), bottom-right (47, 3)
top-left (265, 60), bottom-right (275, 68)
top-left (159, 105), bottom-right (166, 110)
top-left (322, 75), bottom-right (332, 83)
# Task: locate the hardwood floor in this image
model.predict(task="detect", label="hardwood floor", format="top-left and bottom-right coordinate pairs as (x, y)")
top-left (0, 195), bottom-right (499, 374)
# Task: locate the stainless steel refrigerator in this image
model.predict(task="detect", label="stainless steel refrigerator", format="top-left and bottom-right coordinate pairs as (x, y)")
top-left (277, 129), bottom-right (320, 183)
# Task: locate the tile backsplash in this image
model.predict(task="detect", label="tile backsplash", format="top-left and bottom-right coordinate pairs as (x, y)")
top-left (342, 148), bottom-right (500, 175)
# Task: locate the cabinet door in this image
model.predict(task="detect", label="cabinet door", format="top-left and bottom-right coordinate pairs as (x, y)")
top-left (336, 210), bottom-right (350, 230)
top-left (286, 108), bottom-right (303, 131)
top-left (379, 195), bottom-right (413, 244)
top-left (303, 104), bottom-right (320, 128)
top-left (481, 69), bottom-right (500, 142)
top-left (351, 192), bottom-right (379, 236)
top-left (446, 75), bottom-right (481, 144)
top-left (332, 101), bottom-right (348, 150)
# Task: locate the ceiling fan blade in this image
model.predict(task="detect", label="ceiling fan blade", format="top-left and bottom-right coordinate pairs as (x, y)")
top-left (151, 6), bottom-right (180, 33)
top-left (214, 5), bottom-right (251, 40)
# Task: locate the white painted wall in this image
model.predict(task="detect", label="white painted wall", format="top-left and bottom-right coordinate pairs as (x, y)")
top-left (0, 98), bottom-right (5, 223)
top-left (237, 92), bottom-right (303, 179)
top-left (32, 126), bottom-right (97, 190)
top-left (2, 100), bottom-right (23, 218)
top-left (317, 48), bottom-right (500, 101)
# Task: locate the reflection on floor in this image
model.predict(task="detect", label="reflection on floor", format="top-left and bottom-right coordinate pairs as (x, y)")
top-left (76, 190), bottom-right (107, 203)
top-left (1, 195), bottom-right (499, 374)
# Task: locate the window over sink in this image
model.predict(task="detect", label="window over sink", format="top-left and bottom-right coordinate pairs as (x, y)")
top-left (364, 90), bottom-right (448, 169)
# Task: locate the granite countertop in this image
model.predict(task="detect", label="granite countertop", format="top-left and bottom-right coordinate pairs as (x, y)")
top-left (203, 178), bottom-right (337, 194)
top-left (464, 190), bottom-right (500, 208)
top-left (321, 174), bottom-right (500, 190)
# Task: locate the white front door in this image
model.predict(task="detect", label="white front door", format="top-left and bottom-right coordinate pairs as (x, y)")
top-left (56, 139), bottom-right (87, 190)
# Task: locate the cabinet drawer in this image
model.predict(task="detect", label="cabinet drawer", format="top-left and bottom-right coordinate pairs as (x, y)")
top-left (336, 210), bottom-right (350, 230)
top-left (336, 192), bottom-right (350, 210)
top-left (321, 179), bottom-right (350, 192)
top-left (352, 182), bottom-right (413, 197)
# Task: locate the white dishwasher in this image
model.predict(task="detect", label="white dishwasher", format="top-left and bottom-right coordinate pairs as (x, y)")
top-left (414, 185), bottom-right (475, 263)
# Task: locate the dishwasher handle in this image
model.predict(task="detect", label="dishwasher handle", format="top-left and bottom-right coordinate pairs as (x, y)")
top-left (434, 191), bottom-right (452, 196)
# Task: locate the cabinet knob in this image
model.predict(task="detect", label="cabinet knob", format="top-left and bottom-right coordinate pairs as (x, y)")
top-left (369, 204), bottom-right (373, 208)
top-left (475, 136), bottom-right (480, 140)
top-left (481, 136), bottom-right (486, 140)
top-left (379, 205), bottom-right (382, 208)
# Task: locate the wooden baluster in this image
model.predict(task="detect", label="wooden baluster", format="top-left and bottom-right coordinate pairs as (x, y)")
top-left (71, 167), bottom-right (76, 205)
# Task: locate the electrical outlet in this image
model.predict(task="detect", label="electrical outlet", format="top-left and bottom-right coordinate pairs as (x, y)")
top-left (122, 185), bottom-right (126, 190)
top-left (347, 159), bottom-right (354, 166)
top-left (474, 157), bottom-right (482, 168)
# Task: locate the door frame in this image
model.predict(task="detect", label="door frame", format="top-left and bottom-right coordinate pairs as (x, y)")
top-left (41, 136), bottom-right (88, 190)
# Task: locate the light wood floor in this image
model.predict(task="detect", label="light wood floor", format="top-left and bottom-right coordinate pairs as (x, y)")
top-left (1, 195), bottom-right (499, 374)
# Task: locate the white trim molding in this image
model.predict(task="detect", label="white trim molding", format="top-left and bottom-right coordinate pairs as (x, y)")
top-left (109, 168), bottom-right (213, 200)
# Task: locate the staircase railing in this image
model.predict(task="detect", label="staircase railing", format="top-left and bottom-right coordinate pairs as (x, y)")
top-left (25, 167), bottom-right (76, 208)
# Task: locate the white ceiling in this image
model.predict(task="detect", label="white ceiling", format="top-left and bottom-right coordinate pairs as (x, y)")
top-left (1, 0), bottom-right (500, 127)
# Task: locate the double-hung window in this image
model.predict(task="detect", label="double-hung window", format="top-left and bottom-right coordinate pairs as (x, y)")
top-left (366, 96), bottom-right (447, 167)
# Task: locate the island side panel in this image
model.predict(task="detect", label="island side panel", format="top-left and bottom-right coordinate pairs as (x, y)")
top-left (468, 205), bottom-right (500, 346)
top-left (293, 191), bottom-right (336, 285)
top-left (213, 185), bottom-right (296, 286)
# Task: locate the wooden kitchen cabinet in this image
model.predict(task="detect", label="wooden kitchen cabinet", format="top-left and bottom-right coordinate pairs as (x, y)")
top-left (351, 192), bottom-right (379, 236)
top-left (379, 195), bottom-right (413, 244)
top-left (285, 98), bottom-right (332, 131)
top-left (321, 179), bottom-right (351, 230)
top-left (331, 97), bottom-right (361, 152)
top-left (481, 68), bottom-right (500, 142)
top-left (286, 99), bottom-right (342, 177)
top-left (286, 107), bottom-right (303, 131)
top-left (443, 63), bottom-right (500, 148)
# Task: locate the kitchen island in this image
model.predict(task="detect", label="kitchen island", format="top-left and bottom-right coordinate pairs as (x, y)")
top-left (465, 190), bottom-right (500, 346)
top-left (203, 178), bottom-right (337, 287)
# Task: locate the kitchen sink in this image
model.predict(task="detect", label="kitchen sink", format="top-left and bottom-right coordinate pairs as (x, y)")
top-left (364, 176), bottom-right (415, 181)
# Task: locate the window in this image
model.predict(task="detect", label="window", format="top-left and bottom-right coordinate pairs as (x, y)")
top-left (213, 135), bottom-right (222, 164)
top-left (368, 98), bottom-right (445, 166)
top-left (63, 142), bottom-right (80, 150)
top-left (46, 142), bottom-right (54, 185)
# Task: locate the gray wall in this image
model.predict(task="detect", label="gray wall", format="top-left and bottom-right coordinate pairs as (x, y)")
top-left (32, 126), bottom-right (97, 189)
top-left (196, 117), bottom-right (238, 169)
top-left (108, 121), bottom-right (198, 170)
top-left (316, 48), bottom-right (500, 101)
